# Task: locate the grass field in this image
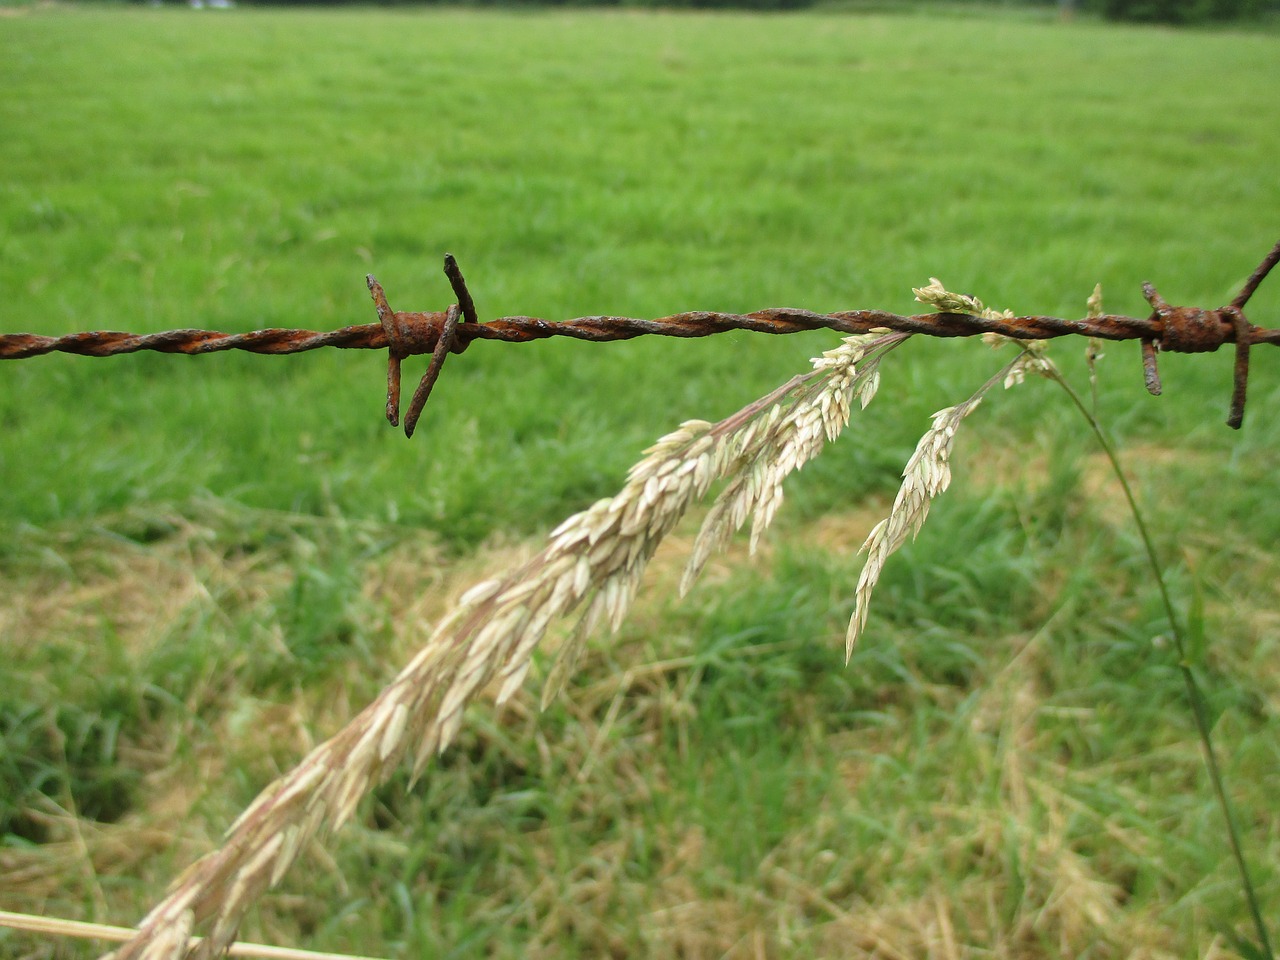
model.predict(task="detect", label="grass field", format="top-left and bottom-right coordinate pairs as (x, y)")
top-left (1, 4), bottom-right (1279, 958)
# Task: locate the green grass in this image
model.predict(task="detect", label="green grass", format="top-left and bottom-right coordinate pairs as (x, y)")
top-left (1, 5), bottom-right (1278, 958)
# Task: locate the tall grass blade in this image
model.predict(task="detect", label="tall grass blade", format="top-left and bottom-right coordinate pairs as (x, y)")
top-left (1044, 357), bottom-right (1274, 960)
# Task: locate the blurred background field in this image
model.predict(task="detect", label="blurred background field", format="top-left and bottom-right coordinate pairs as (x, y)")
top-left (1, 6), bottom-right (1278, 958)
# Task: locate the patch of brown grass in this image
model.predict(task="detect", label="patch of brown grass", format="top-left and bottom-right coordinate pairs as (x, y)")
top-left (2, 489), bottom-right (1266, 958)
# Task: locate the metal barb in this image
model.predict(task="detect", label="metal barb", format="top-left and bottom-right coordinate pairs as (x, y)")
top-left (1141, 339), bottom-right (1163, 396)
top-left (367, 275), bottom-right (405, 426)
top-left (365, 255), bottom-right (479, 434)
top-left (404, 303), bottom-right (461, 439)
top-left (1223, 240), bottom-right (1280, 428)
top-left (1143, 276), bottom-right (1266, 429)
top-left (1232, 239), bottom-right (1280, 311)
top-left (443, 254), bottom-right (480, 327)
top-left (1226, 306), bottom-right (1252, 430)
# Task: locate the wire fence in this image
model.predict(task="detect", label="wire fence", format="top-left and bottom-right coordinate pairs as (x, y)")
top-left (4, 242), bottom-right (1277, 434)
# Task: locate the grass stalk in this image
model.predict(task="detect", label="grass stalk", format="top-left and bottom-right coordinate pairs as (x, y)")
top-left (1045, 363), bottom-right (1274, 959)
top-left (0, 910), bottom-right (386, 960)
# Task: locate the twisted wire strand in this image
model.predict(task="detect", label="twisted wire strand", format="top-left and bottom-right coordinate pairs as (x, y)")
top-left (0, 307), bottom-right (1212, 361)
top-left (0, 324), bottom-right (388, 359)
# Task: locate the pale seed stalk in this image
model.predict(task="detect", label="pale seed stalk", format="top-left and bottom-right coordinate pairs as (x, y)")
top-left (846, 280), bottom-right (1052, 658)
top-left (845, 350), bottom-right (1044, 659)
top-left (108, 331), bottom-right (904, 960)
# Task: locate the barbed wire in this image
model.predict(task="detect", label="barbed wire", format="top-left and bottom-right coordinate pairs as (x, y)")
top-left (3, 242), bottom-right (1277, 434)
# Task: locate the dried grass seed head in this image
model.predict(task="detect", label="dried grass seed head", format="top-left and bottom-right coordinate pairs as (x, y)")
top-left (847, 281), bottom-right (1068, 659)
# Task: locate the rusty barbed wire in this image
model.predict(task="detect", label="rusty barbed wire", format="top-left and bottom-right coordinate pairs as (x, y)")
top-left (3, 241), bottom-right (1278, 434)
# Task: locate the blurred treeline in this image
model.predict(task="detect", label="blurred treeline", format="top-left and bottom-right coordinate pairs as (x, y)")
top-left (219, 0), bottom-right (1280, 27)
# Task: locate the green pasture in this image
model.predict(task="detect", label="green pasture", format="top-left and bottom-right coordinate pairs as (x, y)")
top-left (1, 5), bottom-right (1278, 958)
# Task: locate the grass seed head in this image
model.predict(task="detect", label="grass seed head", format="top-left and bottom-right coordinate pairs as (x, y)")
top-left (847, 284), bottom-right (1053, 660)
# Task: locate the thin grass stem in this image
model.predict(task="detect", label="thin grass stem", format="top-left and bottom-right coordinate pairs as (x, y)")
top-left (0, 910), bottom-right (386, 960)
top-left (1045, 364), bottom-right (1273, 960)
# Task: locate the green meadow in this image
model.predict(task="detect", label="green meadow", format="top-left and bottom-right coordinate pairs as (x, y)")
top-left (1, 5), bottom-right (1278, 957)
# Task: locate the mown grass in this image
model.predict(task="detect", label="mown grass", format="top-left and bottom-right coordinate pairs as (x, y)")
top-left (1, 5), bottom-right (1278, 958)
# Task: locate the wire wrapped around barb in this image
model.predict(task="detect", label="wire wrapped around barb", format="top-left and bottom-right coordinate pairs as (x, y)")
top-left (2, 242), bottom-right (1277, 432)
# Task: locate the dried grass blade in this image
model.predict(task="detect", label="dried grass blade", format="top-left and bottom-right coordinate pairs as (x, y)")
top-left (0, 910), bottom-right (384, 960)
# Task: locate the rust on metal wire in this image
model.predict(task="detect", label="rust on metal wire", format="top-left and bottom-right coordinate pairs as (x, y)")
top-left (2, 241), bottom-right (1277, 434)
